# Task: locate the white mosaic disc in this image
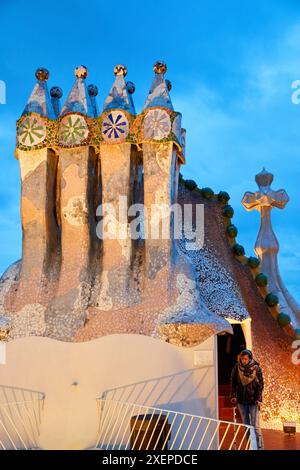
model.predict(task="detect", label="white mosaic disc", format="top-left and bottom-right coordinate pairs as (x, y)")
top-left (101, 111), bottom-right (129, 142)
top-left (17, 116), bottom-right (46, 147)
top-left (58, 114), bottom-right (89, 146)
top-left (143, 109), bottom-right (171, 140)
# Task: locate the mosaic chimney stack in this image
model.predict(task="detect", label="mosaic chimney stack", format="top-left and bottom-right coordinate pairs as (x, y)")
top-left (55, 65), bottom-right (99, 317)
top-left (0, 62), bottom-right (231, 343)
top-left (14, 68), bottom-right (59, 308)
top-left (242, 168), bottom-right (300, 328)
top-left (142, 62), bottom-right (183, 283)
top-left (97, 65), bottom-right (138, 309)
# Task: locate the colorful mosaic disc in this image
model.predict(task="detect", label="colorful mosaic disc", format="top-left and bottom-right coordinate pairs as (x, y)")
top-left (17, 116), bottom-right (46, 147)
top-left (101, 111), bottom-right (129, 142)
top-left (143, 109), bottom-right (171, 140)
top-left (58, 114), bottom-right (89, 146)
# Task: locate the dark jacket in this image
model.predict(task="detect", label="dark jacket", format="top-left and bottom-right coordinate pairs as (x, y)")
top-left (230, 361), bottom-right (264, 405)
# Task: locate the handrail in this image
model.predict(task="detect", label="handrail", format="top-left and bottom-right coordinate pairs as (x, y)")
top-left (0, 393), bottom-right (45, 450)
top-left (0, 395), bottom-right (45, 407)
top-left (95, 398), bottom-right (258, 450)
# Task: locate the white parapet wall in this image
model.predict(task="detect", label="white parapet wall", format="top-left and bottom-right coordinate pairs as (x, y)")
top-left (0, 334), bottom-right (217, 450)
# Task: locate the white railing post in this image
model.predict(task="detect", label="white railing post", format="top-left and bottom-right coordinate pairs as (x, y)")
top-left (0, 393), bottom-right (45, 450)
top-left (94, 398), bottom-right (257, 452)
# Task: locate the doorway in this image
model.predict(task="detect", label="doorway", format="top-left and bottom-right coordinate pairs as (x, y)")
top-left (217, 324), bottom-right (246, 385)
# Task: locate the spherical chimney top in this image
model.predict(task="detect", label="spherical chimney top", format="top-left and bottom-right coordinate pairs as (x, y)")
top-left (35, 68), bottom-right (49, 82)
top-left (153, 61), bottom-right (167, 74)
top-left (126, 81), bottom-right (135, 94)
top-left (75, 65), bottom-right (88, 79)
top-left (114, 64), bottom-right (127, 76)
top-left (255, 168), bottom-right (274, 188)
top-left (50, 86), bottom-right (63, 99)
top-left (88, 84), bottom-right (98, 97)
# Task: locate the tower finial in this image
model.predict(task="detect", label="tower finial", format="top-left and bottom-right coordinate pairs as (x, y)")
top-left (114, 64), bottom-right (127, 76)
top-left (143, 60), bottom-right (173, 111)
top-left (35, 67), bottom-right (49, 82)
top-left (153, 61), bottom-right (167, 75)
top-left (75, 65), bottom-right (88, 79)
top-left (22, 67), bottom-right (55, 118)
top-left (102, 64), bottom-right (135, 114)
top-left (255, 168), bottom-right (274, 189)
top-left (242, 171), bottom-right (300, 329)
top-left (60, 65), bottom-right (93, 116)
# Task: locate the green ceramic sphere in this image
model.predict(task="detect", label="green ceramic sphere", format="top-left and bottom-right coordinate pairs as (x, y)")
top-left (265, 293), bottom-right (279, 307)
top-left (226, 224), bottom-right (238, 238)
top-left (255, 273), bottom-right (268, 287)
top-left (232, 244), bottom-right (245, 256)
top-left (201, 187), bottom-right (214, 199)
top-left (247, 257), bottom-right (260, 269)
top-left (218, 191), bottom-right (230, 204)
top-left (184, 179), bottom-right (197, 191)
top-left (277, 313), bottom-right (291, 327)
top-left (223, 205), bottom-right (234, 218)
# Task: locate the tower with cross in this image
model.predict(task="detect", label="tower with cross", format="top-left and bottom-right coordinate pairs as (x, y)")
top-left (242, 168), bottom-right (300, 328)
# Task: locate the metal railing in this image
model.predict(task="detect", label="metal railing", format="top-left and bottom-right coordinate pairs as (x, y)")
top-left (0, 393), bottom-right (45, 450)
top-left (95, 398), bottom-right (258, 450)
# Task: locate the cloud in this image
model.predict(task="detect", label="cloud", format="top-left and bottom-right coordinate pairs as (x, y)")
top-left (241, 21), bottom-right (300, 107)
top-left (172, 20), bottom-right (300, 303)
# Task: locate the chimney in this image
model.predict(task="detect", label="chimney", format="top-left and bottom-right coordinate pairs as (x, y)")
top-left (97, 64), bottom-right (139, 309)
top-left (15, 67), bottom-right (59, 307)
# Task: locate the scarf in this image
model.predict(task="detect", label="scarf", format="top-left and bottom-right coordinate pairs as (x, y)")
top-left (238, 359), bottom-right (258, 386)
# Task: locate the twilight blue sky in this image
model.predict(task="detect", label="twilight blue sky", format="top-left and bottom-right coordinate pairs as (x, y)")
top-left (0, 0), bottom-right (299, 300)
